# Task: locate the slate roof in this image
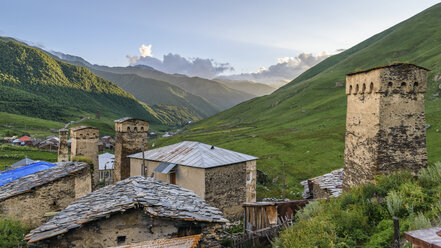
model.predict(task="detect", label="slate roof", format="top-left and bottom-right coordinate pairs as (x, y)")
top-left (114, 117), bottom-right (146, 123)
top-left (128, 141), bottom-right (258, 168)
top-left (0, 161), bottom-right (55, 187)
top-left (301, 168), bottom-right (343, 199)
top-left (346, 63), bottom-right (429, 76)
top-left (25, 176), bottom-right (228, 243)
top-left (70, 126), bottom-right (98, 131)
top-left (0, 162), bottom-right (88, 201)
top-left (110, 234), bottom-right (202, 248)
top-left (404, 226), bottom-right (441, 248)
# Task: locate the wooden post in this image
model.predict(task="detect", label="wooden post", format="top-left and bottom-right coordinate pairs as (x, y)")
top-left (393, 217), bottom-right (400, 248)
top-left (141, 134), bottom-right (146, 177)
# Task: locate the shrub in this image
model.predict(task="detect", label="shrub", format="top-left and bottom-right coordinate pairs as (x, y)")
top-left (386, 191), bottom-right (403, 217)
top-left (419, 162), bottom-right (441, 187)
top-left (408, 212), bottom-right (431, 231)
top-left (72, 156), bottom-right (93, 164)
top-left (0, 215), bottom-right (29, 248)
top-left (296, 200), bottom-right (323, 220)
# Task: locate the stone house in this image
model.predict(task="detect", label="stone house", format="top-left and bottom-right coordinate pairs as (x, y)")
top-left (0, 162), bottom-right (91, 227)
top-left (25, 176), bottom-right (227, 248)
top-left (128, 141), bottom-right (258, 219)
top-left (301, 168), bottom-right (343, 199)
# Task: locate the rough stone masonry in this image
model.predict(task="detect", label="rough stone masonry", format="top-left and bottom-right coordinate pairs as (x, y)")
top-left (343, 63), bottom-right (429, 188)
top-left (71, 126), bottom-right (99, 189)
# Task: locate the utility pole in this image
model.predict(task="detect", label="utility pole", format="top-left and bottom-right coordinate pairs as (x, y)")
top-left (282, 161), bottom-right (286, 198)
top-left (141, 135), bottom-right (146, 177)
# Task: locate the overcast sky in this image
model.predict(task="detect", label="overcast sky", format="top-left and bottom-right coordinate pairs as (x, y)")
top-left (1, 0), bottom-right (439, 75)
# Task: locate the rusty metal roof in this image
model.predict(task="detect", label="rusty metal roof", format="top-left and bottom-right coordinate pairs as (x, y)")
top-left (128, 141), bottom-right (258, 168)
top-left (110, 234), bottom-right (202, 248)
top-left (25, 176), bottom-right (227, 244)
top-left (404, 227), bottom-right (441, 248)
top-left (346, 63), bottom-right (429, 76)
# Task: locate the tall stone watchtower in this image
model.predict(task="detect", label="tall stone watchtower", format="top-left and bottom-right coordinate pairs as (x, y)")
top-left (113, 117), bottom-right (149, 182)
top-left (343, 63), bottom-right (429, 188)
top-left (71, 126), bottom-right (99, 189)
top-left (58, 128), bottom-right (69, 162)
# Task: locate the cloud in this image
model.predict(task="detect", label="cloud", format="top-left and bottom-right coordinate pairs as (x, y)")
top-left (126, 44), bottom-right (233, 78)
top-left (218, 52), bottom-right (329, 85)
top-left (139, 44), bottom-right (152, 57)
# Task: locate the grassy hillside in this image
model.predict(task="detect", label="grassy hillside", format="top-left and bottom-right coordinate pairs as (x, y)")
top-left (215, 79), bottom-right (276, 96)
top-left (153, 3), bottom-right (441, 199)
top-left (90, 69), bottom-right (219, 119)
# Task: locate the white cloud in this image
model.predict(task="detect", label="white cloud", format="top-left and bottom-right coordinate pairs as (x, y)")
top-left (139, 44), bottom-right (153, 57)
top-left (218, 52), bottom-right (329, 85)
top-left (126, 44), bottom-right (233, 78)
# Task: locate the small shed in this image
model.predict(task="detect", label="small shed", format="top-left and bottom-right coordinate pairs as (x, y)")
top-left (243, 200), bottom-right (308, 233)
top-left (404, 226), bottom-right (441, 248)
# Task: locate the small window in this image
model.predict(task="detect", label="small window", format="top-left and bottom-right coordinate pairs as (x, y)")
top-left (355, 84), bottom-right (359, 94)
top-left (369, 82), bottom-right (374, 93)
top-left (362, 83), bottom-right (366, 93)
top-left (349, 85), bottom-right (353, 94)
top-left (388, 82), bottom-right (393, 87)
top-left (400, 82), bottom-right (407, 93)
top-left (141, 127), bottom-right (144, 131)
top-left (413, 82), bottom-right (419, 91)
top-left (127, 127), bottom-right (131, 132)
top-left (134, 127), bottom-right (137, 132)
top-left (117, 236), bottom-right (126, 244)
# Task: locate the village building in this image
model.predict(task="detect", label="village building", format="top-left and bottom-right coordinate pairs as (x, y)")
top-left (301, 63), bottom-right (429, 200)
top-left (128, 141), bottom-right (258, 219)
top-left (0, 161), bottom-right (55, 186)
top-left (25, 176), bottom-right (227, 248)
top-left (0, 162), bottom-right (91, 227)
top-left (70, 126), bottom-right (99, 189)
top-left (113, 117), bottom-right (149, 183)
top-left (404, 226), bottom-right (441, 248)
top-left (110, 234), bottom-right (202, 248)
top-left (99, 152), bottom-right (114, 186)
top-left (301, 168), bottom-right (343, 199)
top-left (343, 63), bottom-right (429, 188)
top-left (58, 128), bottom-right (69, 162)
top-left (101, 135), bottom-right (115, 149)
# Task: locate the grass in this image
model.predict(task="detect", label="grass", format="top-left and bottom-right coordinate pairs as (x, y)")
top-left (0, 145), bottom-right (57, 170)
top-left (274, 163), bottom-right (441, 247)
top-left (152, 3), bottom-right (441, 199)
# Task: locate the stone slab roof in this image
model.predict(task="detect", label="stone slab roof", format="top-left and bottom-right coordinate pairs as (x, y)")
top-left (346, 63), bottom-right (429, 76)
top-left (70, 126), bottom-right (98, 131)
top-left (26, 176), bottom-right (227, 243)
top-left (128, 141), bottom-right (258, 168)
top-left (114, 117), bottom-right (147, 123)
top-left (0, 162), bottom-right (87, 200)
top-left (110, 234), bottom-right (202, 248)
top-left (301, 168), bottom-right (343, 199)
top-left (404, 226), bottom-right (441, 248)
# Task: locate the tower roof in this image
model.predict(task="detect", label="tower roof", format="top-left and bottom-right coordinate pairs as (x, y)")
top-left (346, 63), bottom-right (429, 76)
top-left (114, 117), bottom-right (148, 123)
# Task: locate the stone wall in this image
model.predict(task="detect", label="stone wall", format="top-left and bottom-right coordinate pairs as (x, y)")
top-left (245, 160), bottom-right (257, 202)
top-left (33, 208), bottom-right (222, 248)
top-left (114, 119), bottom-right (149, 182)
top-left (205, 162), bottom-right (248, 219)
top-left (71, 127), bottom-right (99, 189)
top-left (0, 167), bottom-right (91, 228)
top-left (57, 129), bottom-right (69, 162)
top-left (343, 64), bottom-right (428, 188)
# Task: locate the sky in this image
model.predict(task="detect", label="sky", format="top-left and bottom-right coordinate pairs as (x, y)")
top-left (0, 0), bottom-right (440, 79)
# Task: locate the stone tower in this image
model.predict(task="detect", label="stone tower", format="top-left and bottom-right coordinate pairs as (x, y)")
top-left (113, 117), bottom-right (149, 182)
top-left (343, 63), bottom-right (429, 188)
top-left (57, 128), bottom-right (69, 162)
top-left (71, 126), bottom-right (99, 189)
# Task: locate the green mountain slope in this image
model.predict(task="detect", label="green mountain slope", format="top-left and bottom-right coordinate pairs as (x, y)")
top-left (89, 69), bottom-right (219, 118)
top-left (155, 3), bottom-right (441, 198)
top-left (215, 79), bottom-right (276, 96)
top-left (0, 38), bottom-right (166, 125)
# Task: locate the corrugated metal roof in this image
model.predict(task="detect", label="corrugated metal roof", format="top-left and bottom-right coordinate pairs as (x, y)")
top-left (110, 234), bottom-right (202, 248)
top-left (128, 141), bottom-right (258, 168)
top-left (154, 162), bottom-right (176, 174)
top-left (99, 153), bottom-right (114, 170)
top-left (10, 158), bottom-right (35, 169)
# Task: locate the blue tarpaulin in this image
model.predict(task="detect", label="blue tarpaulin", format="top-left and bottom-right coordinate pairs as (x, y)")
top-left (0, 161), bottom-right (56, 187)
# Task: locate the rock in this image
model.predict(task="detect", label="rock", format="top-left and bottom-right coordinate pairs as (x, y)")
top-left (433, 93), bottom-right (440, 97)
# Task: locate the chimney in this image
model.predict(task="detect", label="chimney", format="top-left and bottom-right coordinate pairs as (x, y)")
top-left (70, 126), bottom-right (99, 190)
top-left (57, 129), bottom-right (69, 162)
top-left (113, 117), bottom-right (149, 182)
